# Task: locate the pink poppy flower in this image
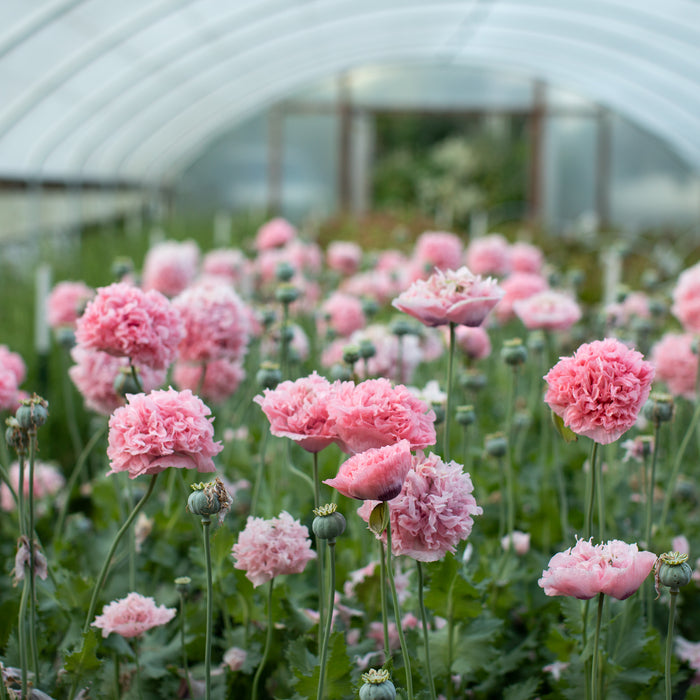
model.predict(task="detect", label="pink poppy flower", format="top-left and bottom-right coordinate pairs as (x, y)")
top-left (173, 283), bottom-right (251, 364)
top-left (538, 538), bottom-right (656, 600)
top-left (327, 241), bottom-right (363, 276)
top-left (413, 231), bottom-right (464, 274)
top-left (142, 240), bottom-right (200, 297)
top-left (319, 292), bottom-right (366, 338)
top-left (69, 345), bottom-right (166, 415)
top-left (501, 531), bottom-right (531, 556)
top-left (326, 378), bottom-right (436, 454)
top-left (1, 461), bottom-right (66, 512)
top-left (92, 592), bottom-right (176, 638)
top-left (0, 345), bottom-right (26, 386)
top-left (340, 269), bottom-right (398, 305)
top-left (324, 440), bottom-right (413, 502)
top-left (544, 338), bottom-right (654, 445)
top-left (513, 289), bottom-right (582, 331)
top-left (75, 282), bottom-right (184, 370)
top-left (464, 233), bottom-right (512, 276)
top-left (604, 291), bottom-right (651, 328)
top-left (672, 261), bottom-right (700, 333)
top-left (677, 638), bottom-right (700, 684)
top-left (222, 647), bottom-right (247, 672)
top-left (0, 367), bottom-right (19, 412)
top-left (255, 217), bottom-right (297, 251)
top-left (232, 511), bottom-right (316, 587)
top-left (261, 322), bottom-right (310, 364)
top-left (510, 241), bottom-right (544, 275)
top-left (202, 248), bottom-right (250, 288)
top-left (392, 267), bottom-right (504, 328)
top-left (650, 333), bottom-right (698, 399)
top-left (453, 325), bottom-right (491, 361)
top-left (46, 281), bottom-right (94, 329)
top-left (106, 388), bottom-right (222, 478)
top-left (357, 451), bottom-right (482, 560)
top-left (493, 272), bottom-right (549, 323)
top-left (173, 359), bottom-right (246, 404)
top-left (254, 372), bottom-right (346, 453)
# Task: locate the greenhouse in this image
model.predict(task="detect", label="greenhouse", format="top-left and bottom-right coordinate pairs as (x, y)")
top-left (2, 1), bottom-right (700, 698)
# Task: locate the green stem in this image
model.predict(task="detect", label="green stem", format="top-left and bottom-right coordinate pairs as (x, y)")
top-left (280, 302), bottom-right (290, 379)
top-left (127, 478), bottom-right (136, 591)
top-left (386, 520), bottom-right (414, 700)
top-left (595, 448), bottom-right (605, 542)
top-left (129, 360), bottom-right (144, 392)
top-left (60, 350), bottom-right (84, 456)
top-left (27, 433), bottom-right (39, 684)
top-left (17, 453), bottom-right (26, 537)
top-left (645, 421), bottom-right (662, 625)
top-left (591, 593), bottom-right (604, 700)
top-left (666, 591), bottom-right (677, 700)
top-left (585, 441), bottom-right (599, 541)
top-left (444, 322), bottom-right (456, 461)
top-left (82, 474), bottom-right (158, 635)
top-left (56, 423), bottom-right (107, 540)
top-left (417, 562), bottom-right (437, 700)
top-left (18, 573), bottom-right (29, 700)
top-left (134, 636), bottom-right (144, 700)
top-left (445, 569), bottom-right (458, 700)
top-left (252, 579), bottom-right (275, 700)
top-left (317, 541), bottom-right (337, 700)
top-left (250, 429), bottom-right (269, 518)
top-left (179, 592), bottom-right (194, 700)
top-left (203, 517), bottom-right (213, 700)
top-left (113, 652), bottom-right (120, 699)
top-left (313, 451), bottom-right (325, 653)
top-left (379, 540), bottom-right (390, 663)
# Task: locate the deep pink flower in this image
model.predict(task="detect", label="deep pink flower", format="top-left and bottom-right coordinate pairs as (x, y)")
top-left (538, 538), bottom-right (656, 600)
top-left (69, 345), bottom-right (166, 415)
top-left (513, 290), bottom-right (582, 331)
top-left (0, 345), bottom-right (26, 385)
top-left (106, 388), bottom-right (222, 478)
top-left (232, 511), bottom-right (316, 587)
top-left (672, 262), bottom-right (700, 333)
top-left (464, 234), bottom-right (512, 276)
top-left (324, 440), bottom-right (413, 501)
top-left (46, 281), bottom-right (94, 329)
top-left (413, 231), bottom-right (464, 274)
top-left (326, 378), bottom-right (436, 454)
top-left (392, 267), bottom-right (504, 328)
top-left (650, 333), bottom-right (698, 399)
top-left (1, 461), bottom-right (65, 512)
top-left (173, 283), bottom-right (251, 364)
top-left (453, 325), bottom-right (491, 361)
top-left (173, 359), bottom-right (246, 404)
top-left (255, 217), bottom-right (297, 251)
top-left (92, 592), bottom-right (176, 638)
top-left (357, 451), bottom-right (482, 560)
top-left (319, 292), bottom-right (366, 338)
top-left (75, 282), bottom-right (184, 370)
top-left (142, 240), bottom-right (200, 297)
top-left (510, 241), bottom-right (544, 274)
top-left (544, 338), bottom-right (654, 444)
top-left (254, 372), bottom-right (346, 453)
top-left (494, 272), bottom-right (549, 323)
top-left (327, 241), bottom-right (363, 276)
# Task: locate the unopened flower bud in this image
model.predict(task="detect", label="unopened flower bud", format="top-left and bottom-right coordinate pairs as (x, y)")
top-left (390, 318), bottom-right (413, 337)
top-left (644, 394), bottom-right (674, 424)
top-left (256, 362), bottom-right (281, 389)
top-left (275, 283), bottom-right (300, 304)
top-left (312, 503), bottom-right (346, 541)
top-left (485, 432), bottom-right (508, 458)
top-left (275, 261), bottom-right (295, 282)
top-left (431, 401), bottom-right (445, 426)
top-left (343, 345), bottom-right (361, 366)
top-left (501, 338), bottom-right (528, 366)
top-left (456, 405), bottom-right (476, 427)
top-left (15, 395), bottom-right (49, 431)
top-left (359, 668), bottom-right (396, 700)
top-left (358, 339), bottom-right (376, 360)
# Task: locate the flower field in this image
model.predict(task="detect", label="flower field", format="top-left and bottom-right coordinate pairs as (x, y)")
top-left (2, 220), bottom-right (700, 699)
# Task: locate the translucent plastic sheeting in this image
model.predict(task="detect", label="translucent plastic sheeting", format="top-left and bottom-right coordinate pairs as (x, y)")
top-left (1, 0), bottom-right (699, 184)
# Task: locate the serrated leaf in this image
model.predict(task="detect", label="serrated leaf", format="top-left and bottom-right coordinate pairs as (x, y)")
top-left (286, 637), bottom-right (317, 678)
top-left (291, 632), bottom-right (352, 699)
top-left (551, 411), bottom-right (578, 442)
top-left (503, 676), bottom-right (539, 700)
top-left (63, 628), bottom-right (101, 674)
top-left (369, 502), bottom-right (389, 535)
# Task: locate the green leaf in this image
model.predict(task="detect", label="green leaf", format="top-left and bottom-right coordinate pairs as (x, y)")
top-left (503, 676), bottom-right (540, 700)
top-left (551, 411), bottom-right (578, 442)
top-left (290, 632), bottom-right (352, 699)
top-left (63, 628), bottom-right (101, 675)
top-left (369, 502), bottom-right (389, 535)
top-left (286, 637), bottom-right (317, 678)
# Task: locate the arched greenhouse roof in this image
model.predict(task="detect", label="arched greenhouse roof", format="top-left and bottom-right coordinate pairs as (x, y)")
top-left (1, 0), bottom-right (700, 185)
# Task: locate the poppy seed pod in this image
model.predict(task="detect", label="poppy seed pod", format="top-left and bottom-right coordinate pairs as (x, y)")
top-left (275, 283), bottom-right (300, 304)
top-left (656, 551), bottom-right (693, 593)
top-left (359, 669), bottom-right (396, 700)
top-left (501, 338), bottom-right (528, 366)
top-left (15, 396), bottom-right (49, 431)
top-left (312, 503), bottom-right (346, 541)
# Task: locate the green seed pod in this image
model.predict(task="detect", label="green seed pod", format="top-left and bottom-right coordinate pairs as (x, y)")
top-left (644, 393), bottom-right (674, 424)
top-left (275, 261), bottom-right (296, 282)
top-left (657, 552), bottom-right (693, 592)
top-left (460, 370), bottom-right (486, 392)
top-left (359, 669), bottom-right (396, 700)
top-left (485, 432), bottom-right (508, 458)
top-left (175, 576), bottom-right (192, 595)
top-left (358, 339), bottom-right (376, 360)
top-left (5, 418), bottom-right (28, 455)
top-left (312, 504), bottom-right (346, 541)
top-left (362, 297), bottom-right (379, 319)
top-left (431, 401), bottom-right (445, 426)
top-left (527, 330), bottom-right (545, 354)
top-left (330, 363), bottom-right (353, 381)
top-left (275, 283), bottom-right (300, 304)
top-left (390, 318), bottom-right (413, 337)
top-left (188, 489), bottom-right (221, 517)
top-left (15, 396), bottom-right (49, 431)
top-left (256, 362), bottom-right (282, 389)
top-left (456, 405), bottom-right (476, 427)
top-left (501, 338), bottom-right (528, 366)
top-left (343, 344), bottom-right (361, 366)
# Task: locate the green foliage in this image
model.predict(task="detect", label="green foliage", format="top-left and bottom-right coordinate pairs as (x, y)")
top-left (289, 632), bottom-right (353, 699)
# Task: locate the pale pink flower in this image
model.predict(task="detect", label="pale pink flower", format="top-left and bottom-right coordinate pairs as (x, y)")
top-left (676, 637), bottom-right (700, 684)
top-left (326, 378), bottom-right (436, 454)
top-left (173, 283), bottom-right (251, 364)
top-left (453, 325), bottom-right (491, 361)
top-left (672, 535), bottom-right (690, 556)
top-left (604, 291), bottom-right (651, 328)
top-left (69, 345), bottom-right (166, 415)
top-left (392, 267), bottom-right (504, 328)
top-left (0, 345), bottom-right (26, 385)
top-left (12, 536), bottom-right (48, 586)
top-left (538, 538), bottom-right (656, 600)
top-left (621, 435), bottom-right (653, 463)
top-left (142, 240), bottom-right (200, 297)
top-left (286, 239), bottom-right (323, 276)
top-left (0, 367), bottom-right (19, 412)
top-left (413, 231), bottom-right (463, 274)
top-left (254, 372), bottom-right (346, 453)
top-left (514, 290), bottom-right (582, 331)
top-left (92, 592), bottom-right (176, 638)
top-left (544, 338), bottom-right (655, 445)
top-left (1, 461), bottom-right (66, 512)
top-left (420, 327), bottom-right (447, 362)
top-left (327, 241), bottom-right (363, 276)
top-left (510, 242), bottom-right (544, 275)
top-left (46, 281), bottom-right (94, 329)
top-left (75, 282), bottom-right (184, 370)
top-left (134, 513), bottom-right (153, 553)
top-left (650, 333), bottom-right (698, 399)
top-left (357, 452), bottom-right (481, 561)
top-left (319, 292), bottom-right (366, 338)
top-left (222, 647), bottom-right (247, 672)
top-left (501, 531), bottom-right (530, 556)
top-left (493, 272), bottom-right (549, 323)
top-left (202, 248), bottom-right (249, 288)
top-left (408, 381), bottom-right (446, 408)
top-left (325, 440), bottom-right (413, 501)
top-left (367, 614), bottom-right (419, 654)
top-left (341, 270), bottom-right (399, 305)
top-left (672, 261), bottom-right (700, 333)
top-left (543, 661), bottom-right (569, 682)
top-left (173, 359), bottom-right (246, 404)
top-left (348, 324), bottom-right (423, 383)
top-left (255, 217), bottom-right (297, 251)
top-left (232, 511), bottom-right (316, 587)
top-left (464, 233), bottom-right (511, 276)
top-left (106, 388), bottom-right (222, 478)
